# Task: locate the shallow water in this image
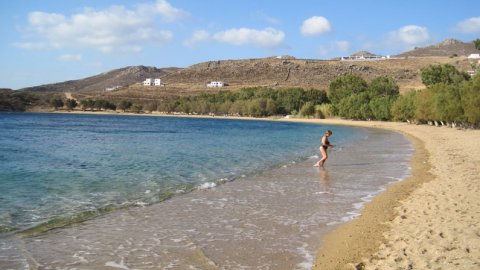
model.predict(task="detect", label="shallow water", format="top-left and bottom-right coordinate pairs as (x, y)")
top-left (0, 113), bottom-right (412, 269)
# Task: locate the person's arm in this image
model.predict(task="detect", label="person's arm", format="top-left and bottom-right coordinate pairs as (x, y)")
top-left (322, 136), bottom-right (334, 147)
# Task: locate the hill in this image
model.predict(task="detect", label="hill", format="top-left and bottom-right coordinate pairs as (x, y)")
top-left (15, 38), bottom-right (479, 104)
top-left (396, 39), bottom-right (480, 57)
top-left (20, 66), bottom-right (179, 93)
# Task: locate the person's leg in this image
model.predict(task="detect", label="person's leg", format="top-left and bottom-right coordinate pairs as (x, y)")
top-left (318, 147), bottom-right (328, 167)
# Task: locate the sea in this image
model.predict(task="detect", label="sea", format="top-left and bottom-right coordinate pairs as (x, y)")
top-left (0, 112), bottom-right (413, 270)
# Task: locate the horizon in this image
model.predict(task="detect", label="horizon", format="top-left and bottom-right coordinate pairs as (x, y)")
top-left (1, 0), bottom-right (479, 89)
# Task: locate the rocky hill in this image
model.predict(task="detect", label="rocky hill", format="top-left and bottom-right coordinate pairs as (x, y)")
top-left (18, 39), bottom-right (479, 102)
top-left (396, 39), bottom-right (479, 57)
top-left (20, 66), bottom-right (179, 93)
top-left (157, 56), bottom-right (467, 93)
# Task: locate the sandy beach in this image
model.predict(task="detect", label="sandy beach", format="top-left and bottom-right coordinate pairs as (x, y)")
top-left (281, 119), bottom-right (480, 270)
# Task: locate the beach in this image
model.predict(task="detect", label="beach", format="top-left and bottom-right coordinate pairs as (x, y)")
top-left (282, 119), bottom-right (480, 270)
top-left (3, 111), bottom-right (478, 269)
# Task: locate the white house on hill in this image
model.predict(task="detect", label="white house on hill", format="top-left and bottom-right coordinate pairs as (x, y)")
top-left (143, 78), bottom-right (161, 86)
top-left (207, 81), bottom-right (224, 87)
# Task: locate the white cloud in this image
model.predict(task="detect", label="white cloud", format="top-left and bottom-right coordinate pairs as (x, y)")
top-left (301, 16), bottom-right (331, 36)
top-left (454, 17), bottom-right (480, 34)
top-left (58, 54), bottom-right (82, 62)
top-left (213, 27), bottom-right (285, 48)
top-left (17, 0), bottom-right (185, 53)
top-left (184, 30), bottom-right (210, 47)
top-left (138, 0), bottom-right (188, 22)
top-left (387, 25), bottom-right (430, 48)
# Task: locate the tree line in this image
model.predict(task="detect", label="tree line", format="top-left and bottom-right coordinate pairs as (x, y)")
top-left (156, 87), bottom-right (329, 117)
top-left (62, 64), bottom-right (478, 127)
top-left (2, 63), bottom-right (479, 127)
top-left (392, 64), bottom-right (479, 127)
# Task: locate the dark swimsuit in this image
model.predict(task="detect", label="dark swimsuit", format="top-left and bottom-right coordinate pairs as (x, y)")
top-left (321, 137), bottom-right (330, 149)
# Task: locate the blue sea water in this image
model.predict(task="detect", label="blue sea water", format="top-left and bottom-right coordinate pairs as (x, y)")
top-left (0, 112), bottom-right (414, 269)
top-left (0, 112), bottom-right (362, 232)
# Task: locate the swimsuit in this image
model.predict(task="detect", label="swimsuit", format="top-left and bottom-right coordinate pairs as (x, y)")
top-left (321, 137), bottom-right (330, 149)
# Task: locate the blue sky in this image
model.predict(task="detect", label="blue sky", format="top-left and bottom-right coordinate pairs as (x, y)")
top-left (1, 0), bottom-right (479, 89)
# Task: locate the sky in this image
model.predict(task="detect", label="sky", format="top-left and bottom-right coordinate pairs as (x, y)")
top-left (1, 0), bottom-right (479, 89)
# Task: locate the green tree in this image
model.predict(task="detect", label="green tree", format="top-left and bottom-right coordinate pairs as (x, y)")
top-left (414, 89), bottom-right (436, 122)
top-left (94, 100), bottom-right (107, 111)
top-left (50, 98), bottom-right (64, 110)
top-left (391, 91), bottom-right (417, 122)
top-left (144, 102), bottom-right (158, 113)
top-left (299, 101), bottom-right (315, 117)
top-left (430, 83), bottom-right (463, 123)
top-left (117, 100), bottom-right (132, 112)
top-left (228, 100), bottom-right (247, 116)
top-left (461, 73), bottom-right (480, 125)
top-left (328, 74), bottom-right (368, 105)
top-left (157, 101), bottom-right (176, 113)
top-left (315, 104), bottom-right (333, 119)
top-left (369, 96), bottom-right (396, 121)
top-left (474, 38), bottom-right (480, 50)
top-left (277, 88), bottom-right (305, 113)
top-left (421, 64), bottom-right (470, 86)
top-left (368, 76), bottom-right (399, 97)
top-left (247, 98), bottom-right (268, 117)
top-left (65, 99), bottom-right (77, 111)
top-left (336, 92), bottom-right (371, 120)
top-left (79, 99), bottom-right (95, 111)
top-left (131, 103), bottom-right (143, 113)
top-left (265, 99), bottom-right (278, 116)
top-left (304, 89), bottom-right (329, 104)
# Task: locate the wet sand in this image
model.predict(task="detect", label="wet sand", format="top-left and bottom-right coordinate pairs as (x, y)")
top-left (283, 119), bottom-right (480, 270)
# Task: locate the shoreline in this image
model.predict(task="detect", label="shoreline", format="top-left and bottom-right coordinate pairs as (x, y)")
top-left (12, 111), bottom-right (480, 268)
top-left (291, 119), bottom-right (479, 270)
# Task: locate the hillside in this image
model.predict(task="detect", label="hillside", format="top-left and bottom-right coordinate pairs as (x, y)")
top-left (20, 66), bottom-right (179, 93)
top-left (16, 38), bottom-right (479, 104)
top-left (396, 39), bottom-right (480, 57)
top-left (145, 56), bottom-right (468, 92)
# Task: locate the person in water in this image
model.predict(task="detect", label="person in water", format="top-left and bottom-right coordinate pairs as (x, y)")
top-left (314, 130), bottom-right (335, 167)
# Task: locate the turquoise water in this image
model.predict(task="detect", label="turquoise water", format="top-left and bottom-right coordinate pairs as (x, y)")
top-left (0, 112), bottom-right (414, 269)
top-left (0, 113), bottom-right (363, 232)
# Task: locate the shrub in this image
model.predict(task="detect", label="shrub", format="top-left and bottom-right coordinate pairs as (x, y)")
top-left (391, 91), bottom-right (417, 122)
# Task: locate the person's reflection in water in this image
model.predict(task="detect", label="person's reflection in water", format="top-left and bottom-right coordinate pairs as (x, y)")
top-left (318, 168), bottom-right (331, 193)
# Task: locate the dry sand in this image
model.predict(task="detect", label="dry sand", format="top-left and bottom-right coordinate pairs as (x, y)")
top-left (282, 119), bottom-right (480, 270)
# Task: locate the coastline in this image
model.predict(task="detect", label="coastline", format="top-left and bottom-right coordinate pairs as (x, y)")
top-left (287, 119), bottom-right (479, 270)
top-left (21, 111), bottom-right (480, 268)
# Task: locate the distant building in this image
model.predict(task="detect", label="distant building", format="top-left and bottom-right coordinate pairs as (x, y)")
top-left (468, 54), bottom-right (480, 59)
top-left (105, 85), bottom-right (122, 91)
top-left (207, 81), bottom-right (225, 87)
top-left (143, 78), bottom-right (161, 86)
top-left (143, 78), bottom-right (153, 86)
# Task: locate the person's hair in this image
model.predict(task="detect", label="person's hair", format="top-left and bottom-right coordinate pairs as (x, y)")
top-left (326, 130), bottom-right (332, 135)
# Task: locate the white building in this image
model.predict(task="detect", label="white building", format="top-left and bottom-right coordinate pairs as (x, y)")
top-left (468, 53), bottom-right (480, 59)
top-left (207, 81), bottom-right (225, 87)
top-left (143, 78), bottom-right (153, 86)
top-left (143, 78), bottom-right (161, 86)
top-left (105, 85), bottom-right (122, 91)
